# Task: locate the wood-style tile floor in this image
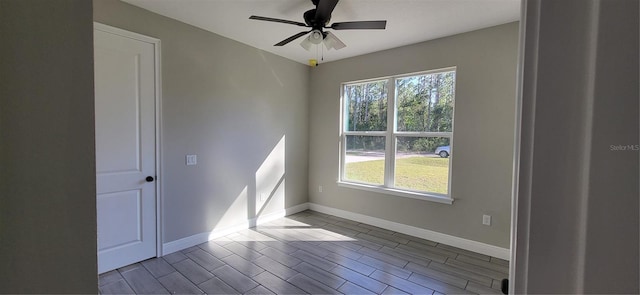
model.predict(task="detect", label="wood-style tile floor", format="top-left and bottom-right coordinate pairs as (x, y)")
top-left (99, 210), bottom-right (508, 294)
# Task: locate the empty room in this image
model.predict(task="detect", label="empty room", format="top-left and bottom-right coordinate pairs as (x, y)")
top-left (1, 0), bottom-right (637, 294)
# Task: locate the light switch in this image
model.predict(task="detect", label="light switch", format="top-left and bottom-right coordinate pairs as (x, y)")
top-left (186, 154), bottom-right (197, 166)
top-left (482, 215), bottom-right (491, 226)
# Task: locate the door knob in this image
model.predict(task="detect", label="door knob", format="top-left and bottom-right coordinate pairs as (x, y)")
top-left (146, 176), bottom-right (154, 182)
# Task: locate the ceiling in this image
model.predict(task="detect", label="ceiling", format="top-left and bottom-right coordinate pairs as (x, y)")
top-left (122, 0), bottom-right (521, 65)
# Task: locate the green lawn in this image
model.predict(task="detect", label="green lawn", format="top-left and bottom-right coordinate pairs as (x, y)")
top-left (345, 156), bottom-right (449, 194)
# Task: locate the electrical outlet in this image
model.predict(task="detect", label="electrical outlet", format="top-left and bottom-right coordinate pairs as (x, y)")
top-left (318, 185), bottom-right (323, 193)
top-left (186, 154), bottom-right (197, 166)
top-left (482, 215), bottom-right (492, 226)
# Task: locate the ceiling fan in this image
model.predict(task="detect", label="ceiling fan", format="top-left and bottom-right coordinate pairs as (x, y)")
top-left (249, 0), bottom-right (387, 51)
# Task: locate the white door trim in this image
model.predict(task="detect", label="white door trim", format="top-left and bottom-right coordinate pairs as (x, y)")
top-left (509, 0), bottom-right (530, 293)
top-left (93, 22), bottom-right (164, 258)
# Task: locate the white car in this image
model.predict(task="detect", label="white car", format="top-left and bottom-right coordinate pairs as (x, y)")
top-left (434, 145), bottom-right (450, 158)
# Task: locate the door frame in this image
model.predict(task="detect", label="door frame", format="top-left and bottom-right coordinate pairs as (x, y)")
top-left (94, 22), bottom-right (164, 258)
top-left (508, 0), bottom-right (527, 293)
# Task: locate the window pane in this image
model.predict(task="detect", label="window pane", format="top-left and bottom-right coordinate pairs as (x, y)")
top-left (344, 135), bottom-right (385, 185)
top-left (395, 137), bottom-right (450, 194)
top-left (396, 71), bottom-right (455, 132)
top-left (344, 80), bottom-right (388, 131)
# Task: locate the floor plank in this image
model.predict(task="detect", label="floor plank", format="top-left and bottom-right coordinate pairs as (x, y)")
top-left (339, 281), bottom-right (376, 294)
top-left (186, 249), bottom-right (226, 271)
top-left (446, 259), bottom-right (508, 281)
top-left (455, 254), bottom-right (509, 274)
top-left (222, 242), bottom-right (263, 261)
top-left (428, 261), bottom-right (494, 287)
top-left (368, 229), bottom-right (411, 245)
top-left (259, 246), bottom-right (302, 267)
top-left (157, 272), bottom-right (203, 294)
top-left (380, 246), bottom-right (432, 267)
top-left (330, 265), bottom-right (388, 293)
top-left (437, 244), bottom-right (491, 261)
top-left (358, 255), bottom-right (412, 279)
top-left (253, 255), bottom-right (298, 280)
top-left (381, 286), bottom-right (411, 294)
top-left (99, 270), bottom-right (124, 287)
top-left (197, 277), bottom-right (240, 294)
top-left (244, 285), bottom-right (276, 294)
top-left (162, 251), bottom-right (188, 264)
top-left (293, 262), bottom-right (346, 289)
top-left (220, 254), bottom-right (265, 277)
top-left (318, 241), bottom-right (364, 260)
top-left (359, 246), bottom-right (410, 268)
top-left (357, 232), bottom-right (401, 248)
top-left (99, 279), bottom-right (135, 294)
top-left (198, 241), bottom-right (234, 259)
top-left (171, 258), bottom-right (214, 285)
top-left (120, 267), bottom-right (170, 294)
top-left (324, 252), bottom-right (376, 275)
top-left (290, 249), bottom-right (337, 271)
top-left (141, 258), bottom-right (175, 278)
top-left (370, 270), bottom-right (435, 295)
top-left (290, 240), bottom-right (332, 257)
top-left (286, 273), bottom-right (341, 294)
top-left (252, 271), bottom-right (306, 294)
top-left (407, 272), bottom-right (473, 294)
top-left (211, 265), bottom-right (259, 293)
top-left (466, 281), bottom-right (503, 294)
top-left (404, 262), bottom-right (468, 289)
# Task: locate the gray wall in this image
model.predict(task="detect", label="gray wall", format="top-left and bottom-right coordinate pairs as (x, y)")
top-left (308, 23), bottom-right (519, 248)
top-left (514, 0), bottom-right (639, 293)
top-left (94, 0), bottom-right (309, 243)
top-left (0, 0), bottom-right (98, 293)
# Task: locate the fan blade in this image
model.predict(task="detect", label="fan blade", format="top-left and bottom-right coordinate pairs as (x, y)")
top-left (275, 31), bottom-right (310, 46)
top-left (331, 20), bottom-right (387, 30)
top-left (315, 0), bottom-right (339, 24)
top-left (249, 15), bottom-right (307, 27)
top-left (324, 31), bottom-right (346, 50)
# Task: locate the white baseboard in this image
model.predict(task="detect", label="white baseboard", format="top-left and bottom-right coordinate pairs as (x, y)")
top-left (284, 202), bottom-right (310, 215)
top-left (162, 203), bottom-right (310, 255)
top-left (162, 232), bottom-right (217, 256)
top-left (308, 203), bottom-right (511, 260)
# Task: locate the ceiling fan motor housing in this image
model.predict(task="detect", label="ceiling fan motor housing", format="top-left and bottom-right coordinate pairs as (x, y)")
top-left (304, 9), bottom-right (330, 28)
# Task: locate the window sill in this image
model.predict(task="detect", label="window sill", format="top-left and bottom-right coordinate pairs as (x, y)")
top-left (337, 181), bottom-right (454, 205)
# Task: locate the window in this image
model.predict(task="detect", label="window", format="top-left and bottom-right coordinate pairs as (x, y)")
top-left (339, 68), bottom-right (456, 203)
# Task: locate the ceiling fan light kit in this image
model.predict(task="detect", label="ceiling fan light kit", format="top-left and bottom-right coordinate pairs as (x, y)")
top-left (299, 30), bottom-right (345, 52)
top-left (249, 0), bottom-right (386, 53)
top-left (323, 31), bottom-right (346, 50)
top-left (309, 30), bottom-right (323, 44)
top-left (300, 37), bottom-right (313, 51)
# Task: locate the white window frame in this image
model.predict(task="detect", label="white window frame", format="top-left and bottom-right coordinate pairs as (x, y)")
top-left (338, 67), bottom-right (456, 204)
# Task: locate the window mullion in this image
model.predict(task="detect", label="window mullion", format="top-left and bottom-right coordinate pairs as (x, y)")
top-left (340, 134), bottom-right (346, 181)
top-left (344, 131), bottom-right (387, 136)
top-left (339, 86), bottom-right (346, 182)
top-left (385, 78), bottom-right (396, 188)
top-left (394, 131), bottom-right (453, 137)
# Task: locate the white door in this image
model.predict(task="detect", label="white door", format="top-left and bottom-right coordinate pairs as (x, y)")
top-left (94, 24), bottom-right (158, 274)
